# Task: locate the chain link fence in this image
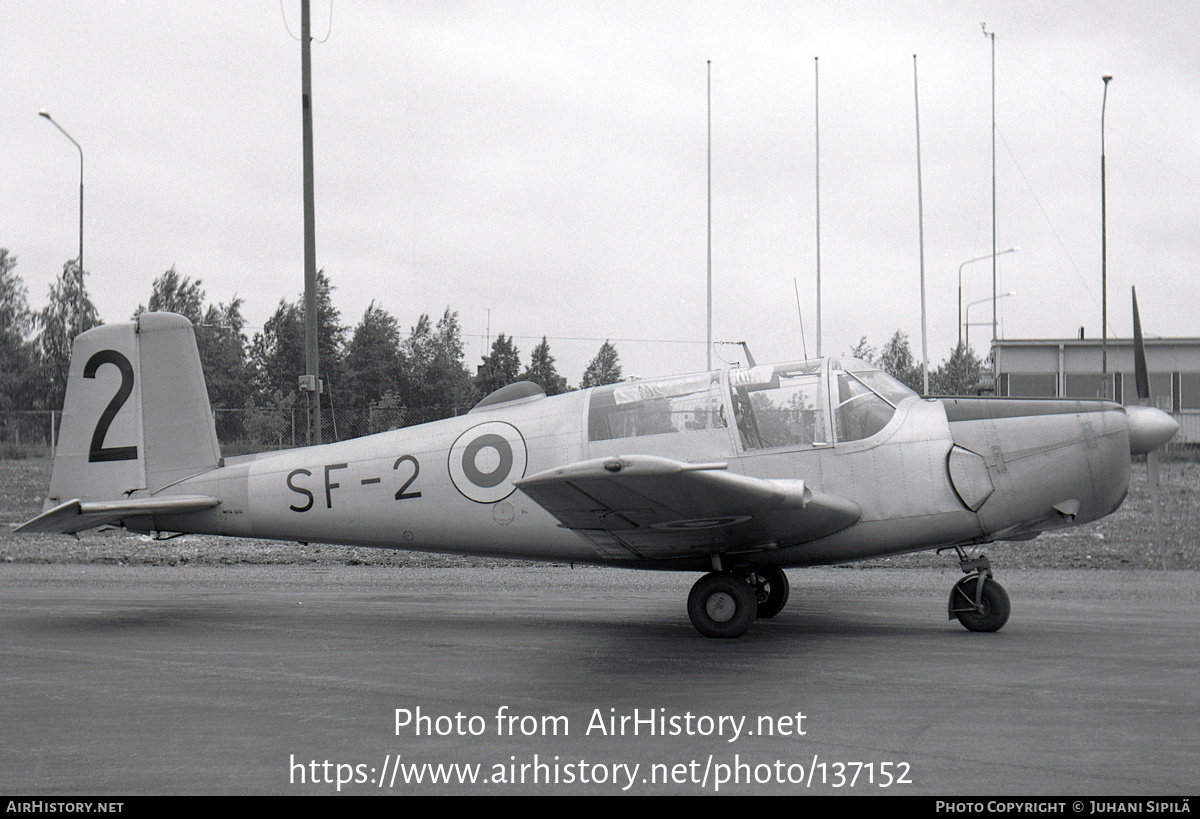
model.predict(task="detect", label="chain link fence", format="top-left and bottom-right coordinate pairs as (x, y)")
top-left (211, 405), bottom-right (464, 453)
top-left (0, 411), bottom-right (59, 455)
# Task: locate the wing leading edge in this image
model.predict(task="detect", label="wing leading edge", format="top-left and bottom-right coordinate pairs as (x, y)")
top-left (515, 455), bottom-right (860, 561)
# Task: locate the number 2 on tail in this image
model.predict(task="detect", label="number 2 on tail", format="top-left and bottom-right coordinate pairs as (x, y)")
top-left (84, 349), bottom-right (139, 463)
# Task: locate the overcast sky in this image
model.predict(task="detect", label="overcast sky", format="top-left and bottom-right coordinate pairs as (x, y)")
top-left (5, 1), bottom-right (1198, 384)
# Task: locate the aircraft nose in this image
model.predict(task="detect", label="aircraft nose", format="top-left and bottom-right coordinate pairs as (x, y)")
top-left (1126, 405), bottom-right (1179, 455)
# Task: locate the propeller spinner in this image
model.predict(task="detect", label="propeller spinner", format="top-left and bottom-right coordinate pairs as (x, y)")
top-left (1125, 287), bottom-right (1179, 455)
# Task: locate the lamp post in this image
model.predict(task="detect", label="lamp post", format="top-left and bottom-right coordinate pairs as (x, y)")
top-left (966, 291), bottom-right (1016, 351)
top-left (959, 247), bottom-right (1019, 348)
top-left (38, 110), bottom-right (83, 283)
top-left (982, 23), bottom-right (998, 346)
top-left (1101, 74), bottom-right (1112, 398)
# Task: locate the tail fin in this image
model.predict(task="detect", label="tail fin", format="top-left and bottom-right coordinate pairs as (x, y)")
top-left (43, 312), bottom-right (221, 509)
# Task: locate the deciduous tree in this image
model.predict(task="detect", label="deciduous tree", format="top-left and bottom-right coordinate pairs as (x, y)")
top-left (0, 249), bottom-right (36, 410)
top-left (36, 261), bottom-right (101, 408)
top-left (250, 271), bottom-right (344, 407)
top-left (523, 336), bottom-right (569, 395)
top-left (582, 341), bottom-right (622, 388)
top-left (877, 330), bottom-right (924, 394)
top-left (136, 267), bottom-right (204, 323)
top-left (929, 342), bottom-right (984, 396)
top-left (198, 298), bottom-right (252, 409)
top-left (344, 301), bottom-right (404, 408)
top-left (476, 333), bottom-right (522, 397)
top-left (401, 308), bottom-right (476, 411)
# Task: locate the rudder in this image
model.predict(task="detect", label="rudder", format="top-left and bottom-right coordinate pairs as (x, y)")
top-left (44, 312), bottom-right (221, 509)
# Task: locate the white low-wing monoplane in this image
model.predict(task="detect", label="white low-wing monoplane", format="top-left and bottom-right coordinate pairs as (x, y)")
top-left (19, 293), bottom-right (1177, 637)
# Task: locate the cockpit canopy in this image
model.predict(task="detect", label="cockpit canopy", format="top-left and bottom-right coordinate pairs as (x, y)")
top-left (587, 357), bottom-right (918, 449)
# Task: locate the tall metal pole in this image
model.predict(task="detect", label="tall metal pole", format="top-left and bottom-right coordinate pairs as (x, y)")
top-left (706, 60), bottom-right (712, 371)
top-left (914, 56), bottom-right (928, 395)
top-left (38, 111), bottom-right (83, 284)
top-left (1101, 75), bottom-right (1112, 398)
top-left (301, 0), bottom-right (322, 444)
top-left (982, 24), bottom-right (997, 353)
top-left (814, 56), bottom-right (822, 358)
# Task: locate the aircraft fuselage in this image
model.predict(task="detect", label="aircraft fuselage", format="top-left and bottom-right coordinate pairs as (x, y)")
top-left (144, 370), bottom-right (1132, 572)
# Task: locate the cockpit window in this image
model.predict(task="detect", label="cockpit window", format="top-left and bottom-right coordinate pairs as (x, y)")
top-left (832, 358), bottom-right (917, 443)
top-left (588, 373), bottom-right (726, 441)
top-left (847, 367), bottom-right (918, 406)
top-left (729, 362), bottom-right (828, 449)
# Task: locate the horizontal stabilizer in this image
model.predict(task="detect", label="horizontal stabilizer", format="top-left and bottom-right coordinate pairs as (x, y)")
top-left (16, 495), bottom-right (220, 535)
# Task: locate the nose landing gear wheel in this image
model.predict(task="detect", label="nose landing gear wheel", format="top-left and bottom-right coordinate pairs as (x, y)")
top-left (949, 575), bottom-right (1010, 632)
top-left (687, 572), bottom-right (758, 638)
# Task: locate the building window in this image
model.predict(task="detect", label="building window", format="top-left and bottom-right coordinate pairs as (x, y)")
top-left (1180, 373), bottom-right (1200, 410)
top-left (1122, 372), bottom-right (1173, 411)
top-left (1063, 373), bottom-right (1113, 400)
top-left (1005, 373), bottom-right (1057, 397)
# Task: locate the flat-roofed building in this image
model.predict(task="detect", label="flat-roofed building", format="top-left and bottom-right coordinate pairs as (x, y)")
top-left (992, 337), bottom-right (1200, 444)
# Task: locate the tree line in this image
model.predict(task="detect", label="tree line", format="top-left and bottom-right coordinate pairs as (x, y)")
top-left (848, 330), bottom-right (988, 397)
top-left (2, 247), bottom-right (986, 431)
top-left (0, 249), bottom-right (626, 426)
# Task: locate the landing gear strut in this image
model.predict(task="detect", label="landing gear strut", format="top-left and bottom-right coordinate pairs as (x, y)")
top-left (945, 547), bottom-right (1010, 632)
top-left (747, 567), bottom-right (790, 619)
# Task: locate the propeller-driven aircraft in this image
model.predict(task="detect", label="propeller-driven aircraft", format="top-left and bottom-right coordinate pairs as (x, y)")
top-left (18, 291), bottom-right (1178, 637)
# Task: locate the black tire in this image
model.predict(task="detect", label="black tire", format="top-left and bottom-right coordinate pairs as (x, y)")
top-left (687, 572), bottom-right (758, 638)
top-left (949, 576), bottom-right (1010, 632)
top-left (747, 567), bottom-right (790, 619)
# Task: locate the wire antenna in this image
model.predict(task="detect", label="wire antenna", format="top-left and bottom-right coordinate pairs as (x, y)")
top-left (794, 277), bottom-right (809, 361)
top-left (281, 0), bottom-right (333, 42)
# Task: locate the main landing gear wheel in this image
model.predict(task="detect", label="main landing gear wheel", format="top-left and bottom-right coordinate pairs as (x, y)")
top-left (746, 567), bottom-right (790, 619)
top-left (949, 575), bottom-right (1011, 632)
top-left (687, 572), bottom-right (758, 638)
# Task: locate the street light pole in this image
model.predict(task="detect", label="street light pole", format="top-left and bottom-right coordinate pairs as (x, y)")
top-left (300, 0), bottom-right (322, 445)
top-left (981, 24), bottom-right (998, 348)
top-left (706, 59), bottom-right (712, 371)
top-left (966, 291), bottom-right (1016, 351)
top-left (1101, 75), bottom-right (1112, 399)
top-left (958, 247), bottom-right (1019, 348)
top-left (38, 110), bottom-right (83, 283)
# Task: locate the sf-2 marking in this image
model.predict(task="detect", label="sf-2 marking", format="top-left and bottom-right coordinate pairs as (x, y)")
top-left (286, 455), bottom-right (423, 513)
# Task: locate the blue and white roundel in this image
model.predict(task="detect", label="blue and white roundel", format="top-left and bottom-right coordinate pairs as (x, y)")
top-left (448, 421), bottom-right (528, 503)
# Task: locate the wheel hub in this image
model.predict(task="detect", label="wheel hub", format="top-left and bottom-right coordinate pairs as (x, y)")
top-left (705, 592), bottom-right (737, 622)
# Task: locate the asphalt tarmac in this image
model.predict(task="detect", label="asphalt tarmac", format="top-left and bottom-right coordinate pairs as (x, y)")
top-left (1, 563), bottom-right (1196, 796)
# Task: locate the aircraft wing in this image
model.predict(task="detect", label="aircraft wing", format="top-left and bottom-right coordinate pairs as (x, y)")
top-left (15, 495), bottom-right (221, 535)
top-left (515, 455), bottom-right (860, 560)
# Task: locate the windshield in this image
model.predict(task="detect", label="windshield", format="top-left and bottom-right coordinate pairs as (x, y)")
top-left (831, 358), bottom-right (917, 442)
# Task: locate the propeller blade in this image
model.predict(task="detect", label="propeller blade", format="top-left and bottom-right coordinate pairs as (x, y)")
top-left (1132, 287), bottom-right (1170, 565)
top-left (1132, 286), bottom-right (1151, 403)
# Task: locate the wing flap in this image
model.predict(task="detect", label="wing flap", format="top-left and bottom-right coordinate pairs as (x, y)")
top-left (515, 455), bottom-right (859, 560)
top-left (15, 495), bottom-right (221, 535)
